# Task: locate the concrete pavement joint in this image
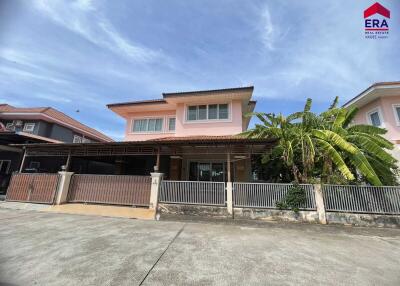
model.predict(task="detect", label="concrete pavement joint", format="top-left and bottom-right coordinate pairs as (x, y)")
top-left (138, 224), bottom-right (186, 285)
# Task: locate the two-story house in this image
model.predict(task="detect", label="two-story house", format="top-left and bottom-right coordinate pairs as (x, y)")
top-left (0, 104), bottom-right (112, 193)
top-left (343, 81), bottom-right (400, 162)
top-left (16, 86), bottom-right (273, 189)
top-left (107, 86), bottom-right (257, 182)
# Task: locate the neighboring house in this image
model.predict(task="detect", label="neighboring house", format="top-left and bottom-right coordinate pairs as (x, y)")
top-left (343, 81), bottom-right (400, 162)
top-left (107, 86), bottom-right (257, 181)
top-left (0, 104), bottom-right (113, 193)
top-left (0, 104), bottom-right (112, 143)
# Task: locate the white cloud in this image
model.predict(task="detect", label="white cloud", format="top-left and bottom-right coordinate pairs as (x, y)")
top-left (252, 1), bottom-right (399, 102)
top-left (34, 0), bottom-right (163, 63)
top-left (260, 6), bottom-right (275, 50)
top-left (0, 65), bottom-right (69, 85)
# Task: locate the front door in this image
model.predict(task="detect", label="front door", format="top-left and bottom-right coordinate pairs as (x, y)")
top-left (188, 162), bottom-right (229, 182)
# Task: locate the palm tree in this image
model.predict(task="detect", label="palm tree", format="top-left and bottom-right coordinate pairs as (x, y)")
top-left (243, 97), bottom-right (398, 186)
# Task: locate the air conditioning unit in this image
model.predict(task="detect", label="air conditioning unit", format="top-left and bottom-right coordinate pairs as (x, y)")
top-left (14, 120), bottom-right (23, 127)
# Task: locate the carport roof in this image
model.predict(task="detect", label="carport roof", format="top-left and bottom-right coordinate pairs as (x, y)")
top-left (15, 136), bottom-right (277, 156)
top-left (16, 136), bottom-right (276, 147)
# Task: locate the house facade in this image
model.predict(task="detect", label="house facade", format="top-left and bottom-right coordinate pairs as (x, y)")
top-left (107, 87), bottom-right (257, 182)
top-left (0, 104), bottom-right (112, 193)
top-left (343, 81), bottom-right (400, 162)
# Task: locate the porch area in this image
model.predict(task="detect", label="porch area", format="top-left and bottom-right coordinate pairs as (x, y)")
top-left (16, 137), bottom-right (273, 183)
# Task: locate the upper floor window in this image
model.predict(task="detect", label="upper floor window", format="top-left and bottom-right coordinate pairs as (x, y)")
top-left (132, 118), bottom-right (163, 133)
top-left (73, 135), bottom-right (82, 143)
top-left (23, 123), bottom-right (35, 132)
top-left (368, 110), bottom-right (382, 127)
top-left (5, 123), bottom-right (15, 131)
top-left (186, 104), bottom-right (229, 121)
top-left (168, 117), bottom-right (176, 131)
top-left (392, 104), bottom-right (400, 126)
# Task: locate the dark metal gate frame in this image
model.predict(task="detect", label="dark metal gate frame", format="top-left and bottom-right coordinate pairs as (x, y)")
top-left (67, 174), bottom-right (152, 207)
top-left (6, 173), bottom-right (60, 204)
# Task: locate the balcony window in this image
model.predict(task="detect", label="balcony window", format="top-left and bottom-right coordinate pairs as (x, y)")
top-left (208, 104), bottom-right (218, 119)
top-left (168, 117), bottom-right (176, 131)
top-left (218, 104), bottom-right (229, 119)
top-left (188, 106), bottom-right (197, 121)
top-left (198, 105), bottom-right (207, 120)
top-left (132, 118), bottom-right (163, 132)
top-left (186, 103), bottom-right (230, 121)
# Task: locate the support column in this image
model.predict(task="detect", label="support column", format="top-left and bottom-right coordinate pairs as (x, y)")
top-left (19, 149), bottom-right (27, 172)
top-left (155, 148), bottom-right (160, 171)
top-left (150, 172), bottom-right (163, 213)
top-left (65, 153), bottom-right (71, 171)
top-left (226, 152), bottom-right (233, 215)
top-left (314, 184), bottom-right (327, 224)
top-left (55, 171), bottom-right (74, 205)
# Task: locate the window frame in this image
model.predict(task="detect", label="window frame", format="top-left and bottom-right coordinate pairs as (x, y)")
top-left (5, 123), bottom-right (15, 131)
top-left (23, 122), bottom-right (35, 132)
top-left (131, 117), bottom-right (164, 133)
top-left (184, 102), bottom-right (232, 123)
top-left (73, 135), bottom-right (83, 143)
top-left (167, 117), bottom-right (176, 132)
top-left (366, 107), bottom-right (384, 127)
top-left (392, 104), bottom-right (400, 126)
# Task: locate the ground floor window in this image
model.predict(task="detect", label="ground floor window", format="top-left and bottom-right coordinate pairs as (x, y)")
top-left (189, 162), bottom-right (225, 182)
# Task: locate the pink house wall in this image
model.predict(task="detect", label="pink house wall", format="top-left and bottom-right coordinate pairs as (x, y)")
top-left (352, 95), bottom-right (400, 142)
top-left (123, 100), bottom-right (244, 141)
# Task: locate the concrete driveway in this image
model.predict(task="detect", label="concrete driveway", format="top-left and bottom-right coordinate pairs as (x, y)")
top-left (0, 207), bottom-right (399, 286)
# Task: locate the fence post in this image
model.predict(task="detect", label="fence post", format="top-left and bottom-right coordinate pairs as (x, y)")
top-left (314, 184), bottom-right (327, 224)
top-left (226, 182), bottom-right (233, 216)
top-left (55, 172), bottom-right (74, 205)
top-left (150, 172), bottom-right (163, 211)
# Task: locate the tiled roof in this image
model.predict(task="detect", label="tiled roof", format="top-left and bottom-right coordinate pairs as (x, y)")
top-left (147, 135), bottom-right (273, 144)
top-left (107, 99), bottom-right (167, 108)
top-left (107, 86), bottom-right (255, 108)
top-left (162, 86), bottom-right (254, 97)
top-left (150, 135), bottom-right (244, 141)
top-left (0, 104), bottom-right (113, 142)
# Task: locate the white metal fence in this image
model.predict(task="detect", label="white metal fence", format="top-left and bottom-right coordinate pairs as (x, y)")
top-left (160, 180), bottom-right (226, 206)
top-left (233, 182), bottom-right (316, 210)
top-left (159, 180), bottom-right (400, 215)
top-left (322, 185), bottom-right (400, 214)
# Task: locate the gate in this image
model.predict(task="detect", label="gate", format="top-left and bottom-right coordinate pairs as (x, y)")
top-left (67, 174), bottom-right (152, 206)
top-left (6, 173), bottom-right (60, 204)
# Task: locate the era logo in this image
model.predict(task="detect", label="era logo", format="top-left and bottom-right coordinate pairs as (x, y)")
top-left (364, 2), bottom-right (390, 31)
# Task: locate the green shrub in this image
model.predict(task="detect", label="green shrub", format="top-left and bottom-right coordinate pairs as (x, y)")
top-left (276, 183), bottom-right (307, 213)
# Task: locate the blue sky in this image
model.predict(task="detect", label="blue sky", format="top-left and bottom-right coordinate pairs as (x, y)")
top-left (0, 0), bottom-right (399, 140)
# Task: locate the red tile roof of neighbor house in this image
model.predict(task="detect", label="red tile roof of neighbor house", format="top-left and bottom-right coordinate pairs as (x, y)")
top-left (0, 104), bottom-right (113, 142)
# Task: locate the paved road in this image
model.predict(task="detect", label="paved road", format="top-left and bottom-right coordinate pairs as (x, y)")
top-left (0, 207), bottom-right (399, 286)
